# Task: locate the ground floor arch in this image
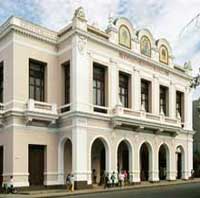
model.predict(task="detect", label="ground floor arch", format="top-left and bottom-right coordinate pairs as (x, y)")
top-left (140, 142), bottom-right (152, 181)
top-left (58, 137), bottom-right (72, 184)
top-left (91, 138), bottom-right (109, 185)
top-left (63, 139), bottom-right (72, 179)
top-left (159, 144), bottom-right (169, 180)
top-left (117, 140), bottom-right (132, 181)
top-left (176, 146), bottom-right (185, 179)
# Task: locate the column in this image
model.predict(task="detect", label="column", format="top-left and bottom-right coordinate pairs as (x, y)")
top-left (152, 74), bottom-right (159, 115)
top-left (109, 59), bottom-right (118, 108)
top-left (167, 146), bottom-right (176, 181)
top-left (132, 68), bottom-right (141, 111)
top-left (71, 8), bottom-right (90, 113)
top-left (169, 81), bottom-right (176, 118)
top-left (72, 117), bottom-right (88, 189)
top-left (132, 147), bottom-right (140, 183)
top-left (149, 146), bottom-right (159, 182)
top-left (184, 87), bottom-right (193, 130)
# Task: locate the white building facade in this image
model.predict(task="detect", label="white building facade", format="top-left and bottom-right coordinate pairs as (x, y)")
top-left (0, 7), bottom-right (194, 189)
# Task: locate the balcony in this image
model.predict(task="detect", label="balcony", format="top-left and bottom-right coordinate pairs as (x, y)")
top-left (25, 99), bottom-right (58, 125)
top-left (111, 104), bottom-right (181, 136)
top-left (58, 103), bottom-right (71, 114)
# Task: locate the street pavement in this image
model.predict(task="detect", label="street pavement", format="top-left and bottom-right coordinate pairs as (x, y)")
top-left (0, 179), bottom-right (200, 198)
top-left (60, 183), bottom-right (200, 198)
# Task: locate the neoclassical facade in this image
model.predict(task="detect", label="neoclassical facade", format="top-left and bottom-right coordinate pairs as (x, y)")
top-left (0, 7), bottom-right (194, 189)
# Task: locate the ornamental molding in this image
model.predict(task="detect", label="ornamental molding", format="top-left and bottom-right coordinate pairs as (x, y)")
top-left (78, 35), bottom-right (87, 55)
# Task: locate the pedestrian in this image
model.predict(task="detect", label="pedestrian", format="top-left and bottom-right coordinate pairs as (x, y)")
top-left (111, 172), bottom-right (116, 187)
top-left (124, 170), bottom-right (128, 185)
top-left (8, 176), bottom-right (14, 193)
top-left (118, 171), bottom-right (124, 187)
top-left (104, 173), bottom-right (109, 188)
top-left (70, 174), bottom-right (74, 192)
top-left (66, 174), bottom-right (71, 191)
top-left (92, 169), bottom-right (97, 184)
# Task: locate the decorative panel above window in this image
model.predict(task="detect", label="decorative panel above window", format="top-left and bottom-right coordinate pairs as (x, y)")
top-left (159, 45), bottom-right (168, 65)
top-left (140, 36), bottom-right (151, 57)
top-left (119, 25), bottom-right (131, 49)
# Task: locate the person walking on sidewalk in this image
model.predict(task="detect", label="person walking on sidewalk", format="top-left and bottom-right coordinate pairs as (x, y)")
top-left (104, 173), bottom-right (109, 189)
top-left (66, 174), bottom-right (71, 191)
top-left (111, 172), bottom-right (116, 187)
top-left (124, 170), bottom-right (128, 185)
top-left (118, 171), bottom-right (124, 187)
top-left (69, 174), bottom-right (75, 192)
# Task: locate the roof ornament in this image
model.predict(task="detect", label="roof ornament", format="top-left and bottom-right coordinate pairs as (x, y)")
top-left (74, 6), bottom-right (86, 21)
top-left (184, 60), bottom-right (192, 71)
top-left (108, 12), bottom-right (114, 26)
top-left (107, 12), bottom-right (115, 30)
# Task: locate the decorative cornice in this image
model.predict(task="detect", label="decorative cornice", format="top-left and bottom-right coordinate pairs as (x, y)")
top-left (0, 17), bottom-right (192, 80)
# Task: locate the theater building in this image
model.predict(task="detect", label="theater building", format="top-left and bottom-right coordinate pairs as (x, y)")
top-left (0, 7), bottom-right (194, 189)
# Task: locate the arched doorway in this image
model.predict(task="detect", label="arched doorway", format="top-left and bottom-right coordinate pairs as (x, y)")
top-left (117, 141), bottom-right (130, 180)
top-left (176, 146), bottom-right (184, 179)
top-left (140, 142), bottom-right (152, 181)
top-left (63, 139), bottom-right (72, 179)
top-left (91, 138), bottom-right (107, 185)
top-left (159, 144), bottom-right (169, 180)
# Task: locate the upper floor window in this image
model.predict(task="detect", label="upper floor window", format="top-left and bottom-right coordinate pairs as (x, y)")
top-left (29, 59), bottom-right (45, 102)
top-left (140, 36), bottom-right (151, 57)
top-left (0, 62), bottom-right (3, 103)
top-left (119, 72), bottom-right (130, 108)
top-left (159, 45), bottom-right (168, 65)
top-left (160, 85), bottom-right (169, 116)
top-left (93, 63), bottom-right (107, 113)
top-left (119, 25), bottom-right (131, 49)
top-left (141, 79), bottom-right (151, 112)
top-left (63, 62), bottom-right (70, 104)
top-left (176, 91), bottom-right (184, 121)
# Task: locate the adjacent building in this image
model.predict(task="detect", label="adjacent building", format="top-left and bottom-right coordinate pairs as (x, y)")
top-left (0, 7), bottom-right (194, 189)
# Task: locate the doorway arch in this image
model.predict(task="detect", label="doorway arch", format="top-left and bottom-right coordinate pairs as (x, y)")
top-left (158, 144), bottom-right (170, 180)
top-left (140, 142), bottom-right (153, 181)
top-left (90, 137), bottom-right (109, 185)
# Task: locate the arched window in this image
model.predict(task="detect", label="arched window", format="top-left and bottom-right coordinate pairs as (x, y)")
top-left (159, 45), bottom-right (168, 65)
top-left (140, 36), bottom-right (151, 57)
top-left (119, 25), bottom-right (131, 49)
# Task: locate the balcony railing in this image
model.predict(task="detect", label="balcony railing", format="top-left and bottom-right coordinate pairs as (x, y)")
top-left (0, 103), bottom-right (4, 112)
top-left (112, 105), bottom-right (181, 127)
top-left (27, 99), bottom-right (57, 114)
top-left (25, 99), bottom-right (58, 124)
top-left (58, 103), bottom-right (71, 114)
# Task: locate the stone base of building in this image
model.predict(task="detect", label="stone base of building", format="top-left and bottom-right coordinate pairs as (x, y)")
top-left (74, 181), bottom-right (92, 190)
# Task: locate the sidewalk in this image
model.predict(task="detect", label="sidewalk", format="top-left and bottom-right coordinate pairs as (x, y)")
top-left (1, 178), bottom-right (200, 198)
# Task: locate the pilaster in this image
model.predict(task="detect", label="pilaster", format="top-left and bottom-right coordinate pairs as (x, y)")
top-left (133, 68), bottom-right (141, 112)
top-left (169, 81), bottom-right (176, 118)
top-left (72, 117), bottom-right (89, 189)
top-left (152, 74), bottom-right (159, 115)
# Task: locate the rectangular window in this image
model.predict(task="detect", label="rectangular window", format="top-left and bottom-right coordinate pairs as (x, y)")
top-left (64, 62), bottom-right (70, 104)
top-left (141, 79), bottom-right (151, 112)
top-left (0, 62), bottom-right (3, 103)
top-left (93, 63), bottom-right (106, 113)
top-left (176, 91), bottom-right (184, 121)
top-left (160, 85), bottom-right (169, 116)
top-left (29, 59), bottom-right (45, 102)
top-left (119, 72), bottom-right (129, 108)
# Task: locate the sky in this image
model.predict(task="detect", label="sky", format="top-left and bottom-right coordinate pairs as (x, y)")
top-left (0, 0), bottom-right (200, 99)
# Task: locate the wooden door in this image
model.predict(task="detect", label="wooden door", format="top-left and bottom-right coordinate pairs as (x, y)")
top-left (29, 145), bottom-right (44, 186)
